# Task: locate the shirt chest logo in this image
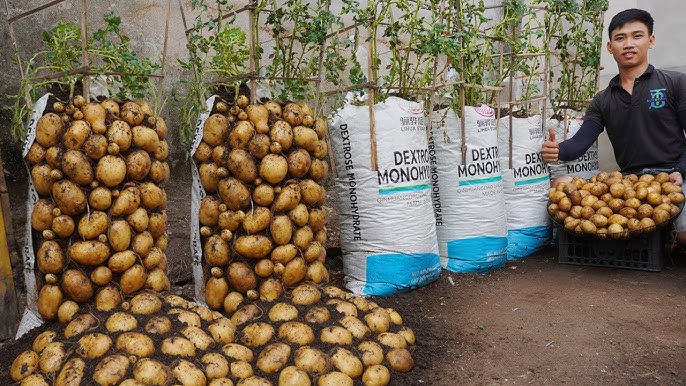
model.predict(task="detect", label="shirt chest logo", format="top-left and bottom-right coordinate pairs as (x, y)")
top-left (647, 88), bottom-right (667, 109)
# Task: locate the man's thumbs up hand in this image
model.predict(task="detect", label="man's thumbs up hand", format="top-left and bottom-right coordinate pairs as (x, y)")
top-left (541, 128), bottom-right (560, 163)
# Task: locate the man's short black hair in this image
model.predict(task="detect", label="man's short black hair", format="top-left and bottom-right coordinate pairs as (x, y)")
top-left (608, 8), bottom-right (654, 39)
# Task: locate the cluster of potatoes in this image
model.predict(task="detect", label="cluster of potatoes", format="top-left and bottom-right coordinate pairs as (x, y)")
top-left (11, 285), bottom-right (414, 386)
top-left (25, 96), bottom-right (171, 322)
top-left (194, 95), bottom-right (330, 309)
top-left (548, 171), bottom-right (684, 238)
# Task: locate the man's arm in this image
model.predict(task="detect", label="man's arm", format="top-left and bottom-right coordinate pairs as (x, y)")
top-left (542, 120), bottom-right (603, 163)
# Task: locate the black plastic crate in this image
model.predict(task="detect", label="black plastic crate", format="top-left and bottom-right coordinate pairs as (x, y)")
top-left (558, 229), bottom-right (664, 271)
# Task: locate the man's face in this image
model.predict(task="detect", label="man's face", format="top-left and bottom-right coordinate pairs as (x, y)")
top-left (607, 20), bottom-right (654, 69)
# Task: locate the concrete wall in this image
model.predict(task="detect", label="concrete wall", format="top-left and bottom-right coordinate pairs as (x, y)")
top-left (596, 0), bottom-right (686, 171)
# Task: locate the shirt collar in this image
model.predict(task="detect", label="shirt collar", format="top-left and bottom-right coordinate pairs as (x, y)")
top-left (609, 64), bottom-right (655, 88)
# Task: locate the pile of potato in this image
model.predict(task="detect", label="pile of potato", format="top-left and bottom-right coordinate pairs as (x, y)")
top-left (548, 171), bottom-right (684, 238)
top-left (25, 96), bottom-right (171, 322)
top-left (11, 285), bottom-right (414, 385)
top-left (194, 95), bottom-right (330, 309)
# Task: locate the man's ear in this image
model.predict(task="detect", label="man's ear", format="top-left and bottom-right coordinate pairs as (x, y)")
top-left (649, 34), bottom-right (655, 49)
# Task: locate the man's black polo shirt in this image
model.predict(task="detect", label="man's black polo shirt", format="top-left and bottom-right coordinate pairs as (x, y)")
top-left (584, 65), bottom-right (686, 173)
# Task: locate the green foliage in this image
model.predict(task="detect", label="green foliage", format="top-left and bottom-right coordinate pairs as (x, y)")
top-left (177, 0), bottom-right (250, 151)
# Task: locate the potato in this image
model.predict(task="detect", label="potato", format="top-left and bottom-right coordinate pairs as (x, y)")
top-left (240, 322), bottom-right (275, 347)
top-left (377, 332), bottom-right (407, 349)
top-left (278, 322), bottom-right (314, 345)
top-left (61, 149), bottom-right (93, 185)
top-left (362, 365), bottom-right (391, 386)
top-left (161, 336), bottom-right (196, 357)
top-left (125, 149), bottom-right (152, 181)
top-left (243, 207), bottom-right (272, 234)
top-left (57, 300), bottom-right (79, 323)
top-left (182, 325), bottom-right (216, 351)
top-left (120, 264), bottom-right (148, 295)
top-left (92, 355), bottom-right (129, 386)
top-left (129, 292), bottom-right (163, 315)
top-left (306, 261), bottom-right (329, 283)
top-left (96, 155), bottom-right (127, 187)
top-left (31, 199), bottom-right (55, 231)
top-left (111, 186), bottom-right (141, 216)
top-left (51, 214), bottom-right (75, 238)
top-left (144, 245), bottom-right (166, 268)
top-left (259, 278), bottom-right (284, 302)
top-left (245, 103), bottom-right (269, 133)
top-left (228, 149), bottom-right (258, 183)
top-left (207, 317), bottom-right (237, 345)
top-left (292, 284), bottom-right (321, 305)
top-left (330, 347), bottom-right (363, 379)
top-left (145, 316), bottom-right (172, 334)
top-left (278, 366), bottom-right (311, 386)
top-left (106, 312), bottom-right (138, 332)
top-left (132, 125), bottom-right (160, 153)
top-left (36, 113), bottom-right (64, 147)
top-left (270, 243), bottom-right (298, 264)
top-left (19, 374), bottom-right (49, 386)
top-left (132, 231), bottom-right (154, 257)
top-left (75, 333), bottom-right (112, 359)
top-left (88, 266), bottom-right (112, 287)
top-left (228, 261), bottom-right (258, 292)
top-left (26, 142), bottom-right (46, 165)
top-left (202, 353), bottom-right (230, 380)
top-left (146, 268), bottom-right (171, 292)
top-left (231, 363), bottom-right (255, 381)
top-left (119, 102), bottom-right (145, 126)
top-left (259, 153), bottom-right (288, 185)
top-left (95, 285), bottom-right (122, 311)
top-left (386, 348), bottom-right (414, 372)
top-left (234, 235), bottom-right (273, 259)
top-left (69, 240), bottom-right (110, 266)
top-left (133, 359), bottom-right (172, 386)
top-left (256, 342), bottom-right (291, 374)
top-left (45, 145), bottom-right (64, 169)
top-left (282, 103), bottom-right (303, 126)
top-left (321, 326), bottom-right (353, 345)
top-left (32, 331), bottom-right (57, 354)
top-left (52, 179), bottom-right (87, 215)
top-left (148, 211), bottom-right (167, 237)
top-left (204, 113), bottom-right (229, 146)
top-left (64, 313), bottom-right (98, 338)
top-left (199, 196), bottom-right (222, 227)
top-left (139, 182), bottom-right (165, 209)
top-left (270, 120), bottom-right (293, 150)
top-left (222, 343), bottom-right (254, 362)
top-left (30, 164), bottom-right (54, 196)
top-left (283, 257), bottom-right (307, 286)
top-left (229, 120), bottom-right (255, 149)
top-left (304, 306), bottom-right (330, 324)
top-left (248, 133), bottom-right (271, 159)
top-left (300, 179), bottom-right (326, 206)
top-left (86, 186), bottom-right (112, 210)
top-left (294, 346), bottom-right (329, 374)
top-left (268, 302), bottom-right (299, 322)
top-left (116, 332), bottom-right (155, 357)
top-left (83, 133), bottom-right (108, 160)
top-left (309, 159), bottom-right (329, 181)
top-left (55, 357), bottom-right (85, 386)
top-left (169, 308), bottom-right (202, 327)
top-left (312, 140), bottom-right (328, 159)
top-left (204, 235), bottom-right (230, 266)
top-left (339, 315), bottom-right (370, 339)
top-left (10, 350), bottom-right (40, 381)
top-left (269, 215), bottom-right (293, 246)
top-left (205, 273), bottom-right (230, 310)
top-left (173, 359), bottom-right (207, 386)
top-left (39, 341), bottom-right (66, 374)
top-left (149, 160), bottom-right (170, 183)
top-left (108, 219), bottom-right (132, 251)
top-left (293, 126), bottom-right (318, 151)
top-left (77, 211), bottom-right (108, 240)
top-left (36, 240), bottom-right (65, 274)
top-left (365, 308), bottom-right (391, 333)
top-left (61, 269), bottom-right (93, 302)
top-left (218, 177), bottom-right (251, 210)
top-left (287, 148), bottom-right (311, 178)
top-left (294, 226), bottom-right (314, 251)
top-left (255, 259), bottom-right (275, 278)
top-left (273, 184), bottom-right (302, 212)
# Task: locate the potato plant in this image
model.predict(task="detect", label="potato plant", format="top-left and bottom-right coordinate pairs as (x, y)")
top-left (195, 96), bottom-right (331, 309)
top-left (548, 171), bottom-right (684, 238)
top-left (26, 96), bottom-right (172, 322)
top-left (10, 286), bottom-right (415, 385)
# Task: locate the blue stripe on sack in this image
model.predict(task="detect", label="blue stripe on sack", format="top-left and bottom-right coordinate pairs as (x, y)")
top-left (444, 236), bottom-right (508, 273)
top-left (361, 253), bottom-right (442, 296)
top-left (378, 183), bottom-right (431, 195)
top-left (457, 176), bottom-right (502, 186)
top-left (514, 175), bottom-right (549, 186)
top-left (506, 226), bottom-right (553, 260)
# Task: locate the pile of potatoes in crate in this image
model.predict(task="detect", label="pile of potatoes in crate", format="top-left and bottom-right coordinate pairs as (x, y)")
top-left (7, 95), bottom-right (417, 386)
top-left (548, 171), bottom-right (684, 238)
top-left (25, 96), bottom-right (171, 322)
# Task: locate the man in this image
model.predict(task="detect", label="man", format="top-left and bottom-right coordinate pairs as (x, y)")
top-left (541, 8), bottom-right (686, 244)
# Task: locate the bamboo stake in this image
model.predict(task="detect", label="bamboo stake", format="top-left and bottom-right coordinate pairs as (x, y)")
top-left (158, 0), bottom-right (172, 98)
top-left (248, 0), bottom-right (257, 102)
top-left (81, 0), bottom-right (89, 101)
top-left (6, 0), bottom-right (69, 23)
